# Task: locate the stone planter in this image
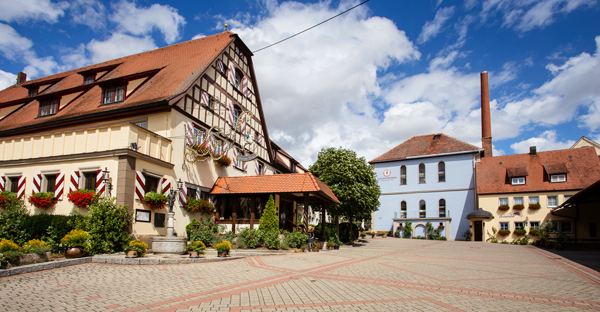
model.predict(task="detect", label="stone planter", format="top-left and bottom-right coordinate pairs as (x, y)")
top-left (189, 250), bottom-right (201, 258)
top-left (64, 247), bottom-right (86, 258)
top-left (217, 251), bottom-right (228, 257)
top-left (125, 250), bottom-right (139, 258)
top-left (151, 236), bottom-right (188, 255)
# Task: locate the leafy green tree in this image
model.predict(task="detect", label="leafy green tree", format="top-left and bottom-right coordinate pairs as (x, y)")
top-left (309, 147), bottom-right (381, 242)
top-left (259, 195), bottom-right (278, 232)
top-left (86, 197), bottom-right (132, 254)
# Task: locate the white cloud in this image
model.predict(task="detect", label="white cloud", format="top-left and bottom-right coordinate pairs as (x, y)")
top-left (68, 0), bottom-right (107, 30)
top-left (86, 32), bottom-right (157, 64)
top-left (0, 0), bottom-right (68, 24)
top-left (192, 33), bottom-right (206, 40)
top-left (110, 0), bottom-right (186, 44)
top-left (0, 23), bottom-right (60, 78)
top-left (417, 6), bottom-right (455, 44)
top-left (510, 130), bottom-right (575, 153)
top-left (0, 70), bottom-right (16, 90)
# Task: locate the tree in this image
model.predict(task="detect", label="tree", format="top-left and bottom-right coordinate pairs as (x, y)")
top-left (309, 147), bottom-right (381, 242)
top-left (259, 195), bottom-right (278, 232)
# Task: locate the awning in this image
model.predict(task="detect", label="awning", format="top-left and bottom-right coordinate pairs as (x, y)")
top-left (555, 178), bottom-right (600, 211)
top-left (466, 208), bottom-right (495, 219)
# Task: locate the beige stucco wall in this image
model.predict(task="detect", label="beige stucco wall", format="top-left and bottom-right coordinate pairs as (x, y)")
top-left (572, 140), bottom-right (600, 155)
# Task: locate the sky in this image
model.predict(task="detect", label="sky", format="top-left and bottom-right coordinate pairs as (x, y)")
top-left (1, 0), bottom-right (599, 167)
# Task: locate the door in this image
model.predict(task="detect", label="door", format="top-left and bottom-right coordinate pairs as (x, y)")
top-left (474, 221), bottom-right (483, 241)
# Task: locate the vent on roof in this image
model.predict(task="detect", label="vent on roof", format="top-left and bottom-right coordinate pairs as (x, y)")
top-left (530, 146), bottom-right (537, 156)
top-left (433, 135), bottom-right (441, 140)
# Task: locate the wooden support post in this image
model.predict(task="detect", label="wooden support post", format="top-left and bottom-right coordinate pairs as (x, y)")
top-left (321, 204), bottom-right (326, 241)
top-left (250, 196), bottom-right (256, 229)
top-left (304, 193), bottom-right (309, 236)
top-left (232, 196), bottom-right (238, 234)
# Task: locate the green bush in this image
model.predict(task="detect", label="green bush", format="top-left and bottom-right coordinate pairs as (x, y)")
top-left (237, 228), bottom-right (261, 249)
top-left (403, 222), bottom-right (413, 238)
top-left (189, 218), bottom-right (224, 247)
top-left (186, 219), bottom-right (201, 238)
top-left (262, 231), bottom-right (280, 249)
top-left (282, 230), bottom-right (308, 249)
top-left (0, 191), bottom-right (18, 209)
top-left (23, 214), bottom-right (76, 241)
top-left (259, 195), bottom-right (278, 232)
top-left (314, 222), bottom-right (358, 243)
top-left (86, 197), bottom-right (132, 254)
top-left (0, 199), bottom-right (30, 245)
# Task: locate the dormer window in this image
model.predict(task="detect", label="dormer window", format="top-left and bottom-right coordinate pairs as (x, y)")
top-left (103, 85), bottom-right (125, 104)
top-left (28, 87), bottom-right (38, 97)
top-left (84, 75), bottom-right (95, 85)
top-left (511, 177), bottom-right (525, 185)
top-left (39, 99), bottom-right (58, 117)
top-left (550, 174), bottom-right (566, 183)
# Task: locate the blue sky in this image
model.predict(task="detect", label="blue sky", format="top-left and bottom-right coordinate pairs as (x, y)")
top-left (1, 0), bottom-right (599, 166)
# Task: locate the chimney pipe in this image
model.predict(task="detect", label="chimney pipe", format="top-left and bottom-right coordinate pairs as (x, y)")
top-left (16, 72), bottom-right (26, 86)
top-left (480, 71), bottom-right (492, 157)
top-left (530, 146), bottom-right (537, 156)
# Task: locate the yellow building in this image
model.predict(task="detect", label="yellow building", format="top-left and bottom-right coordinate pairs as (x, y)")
top-left (0, 32), bottom-right (335, 245)
top-left (470, 146), bottom-right (600, 243)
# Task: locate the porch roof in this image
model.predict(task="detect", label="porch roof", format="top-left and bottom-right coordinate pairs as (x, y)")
top-left (210, 173), bottom-right (340, 205)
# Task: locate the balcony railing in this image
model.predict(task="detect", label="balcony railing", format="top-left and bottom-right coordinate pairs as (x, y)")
top-left (398, 210), bottom-right (450, 219)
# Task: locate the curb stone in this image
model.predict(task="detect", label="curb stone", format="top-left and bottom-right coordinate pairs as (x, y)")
top-left (0, 257), bottom-right (92, 278)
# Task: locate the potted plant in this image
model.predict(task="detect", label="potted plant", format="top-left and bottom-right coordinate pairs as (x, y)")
top-left (312, 241), bottom-right (320, 252)
top-left (67, 189), bottom-right (97, 208)
top-left (186, 240), bottom-right (206, 258)
top-left (555, 232), bottom-right (568, 251)
top-left (214, 240), bottom-right (232, 257)
top-left (497, 229), bottom-right (511, 236)
top-left (360, 232), bottom-right (366, 239)
top-left (28, 192), bottom-right (58, 209)
top-left (513, 204), bottom-right (525, 210)
top-left (334, 238), bottom-right (341, 250)
top-left (59, 229), bottom-right (91, 258)
top-left (327, 237), bottom-right (335, 250)
top-left (141, 191), bottom-right (168, 210)
top-left (382, 231), bottom-right (388, 238)
top-left (529, 203), bottom-right (541, 209)
top-left (184, 197), bottom-right (216, 214)
top-left (123, 239), bottom-right (148, 258)
top-left (513, 229), bottom-right (526, 236)
top-left (215, 155), bottom-right (232, 167)
top-left (463, 230), bottom-right (472, 241)
top-left (498, 205), bottom-right (510, 211)
top-left (370, 231), bottom-right (376, 238)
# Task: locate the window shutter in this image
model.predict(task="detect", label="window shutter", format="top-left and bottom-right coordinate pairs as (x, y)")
top-left (255, 160), bottom-right (260, 175)
top-left (55, 172), bottom-right (64, 200)
top-left (0, 176), bottom-right (5, 191)
top-left (217, 59), bottom-right (224, 73)
top-left (243, 158), bottom-right (248, 171)
top-left (161, 178), bottom-right (171, 195)
top-left (70, 171), bottom-right (80, 193)
top-left (262, 164), bottom-right (267, 175)
top-left (135, 171), bottom-right (145, 200)
top-left (201, 91), bottom-right (210, 106)
top-left (17, 176), bottom-right (25, 199)
top-left (179, 183), bottom-right (187, 206)
top-left (96, 170), bottom-right (105, 196)
top-left (232, 148), bottom-right (239, 168)
top-left (228, 60), bottom-right (236, 85)
top-left (185, 122), bottom-right (195, 145)
top-left (32, 174), bottom-right (42, 194)
top-left (227, 99), bottom-right (235, 127)
top-left (241, 77), bottom-right (249, 97)
top-left (256, 133), bottom-right (263, 145)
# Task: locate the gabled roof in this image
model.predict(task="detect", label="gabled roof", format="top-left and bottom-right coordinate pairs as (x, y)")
top-left (210, 173), bottom-right (340, 204)
top-left (571, 136), bottom-right (600, 150)
top-left (0, 31), bottom-right (236, 134)
top-left (270, 140), bottom-right (307, 173)
top-left (369, 133), bottom-right (481, 163)
top-left (476, 146), bottom-right (600, 195)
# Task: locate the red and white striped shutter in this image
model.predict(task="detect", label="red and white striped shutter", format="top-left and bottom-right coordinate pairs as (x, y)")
top-left (70, 171), bottom-right (80, 192)
top-left (201, 91), bottom-right (209, 106)
top-left (0, 176), bottom-right (5, 191)
top-left (255, 160), bottom-right (260, 175)
top-left (32, 174), bottom-right (42, 194)
top-left (241, 115), bottom-right (246, 134)
top-left (262, 164), bottom-right (267, 175)
top-left (241, 77), bottom-right (248, 96)
top-left (256, 133), bottom-right (263, 145)
top-left (232, 148), bottom-right (239, 168)
top-left (217, 59), bottom-right (224, 73)
top-left (135, 171), bottom-right (145, 200)
top-left (243, 160), bottom-right (248, 172)
top-left (96, 170), bottom-right (105, 197)
top-left (227, 99), bottom-right (235, 127)
top-left (179, 183), bottom-right (187, 206)
top-left (228, 60), bottom-right (236, 85)
top-left (55, 172), bottom-right (64, 200)
top-left (185, 122), bottom-right (195, 145)
top-left (161, 178), bottom-right (171, 195)
top-left (17, 176), bottom-right (25, 199)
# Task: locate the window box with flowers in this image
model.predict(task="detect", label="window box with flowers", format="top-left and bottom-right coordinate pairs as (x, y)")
top-left (513, 229), bottom-right (526, 236)
top-left (215, 155), bottom-right (232, 167)
top-left (529, 228), bottom-right (539, 236)
top-left (184, 197), bottom-right (216, 214)
top-left (497, 229), bottom-right (511, 236)
top-left (528, 203), bottom-right (541, 209)
top-left (141, 192), bottom-right (168, 211)
top-left (513, 204), bottom-right (524, 210)
top-left (67, 189), bottom-right (97, 208)
top-left (498, 205), bottom-right (510, 211)
top-left (189, 142), bottom-right (210, 154)
top-left (0, 191), bottom-right (18, 209)
top-left (28, 192), bottom-right (58, 209)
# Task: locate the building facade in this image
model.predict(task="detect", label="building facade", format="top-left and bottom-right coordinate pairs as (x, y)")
top-left (369, 134), bottom-right (481, 240)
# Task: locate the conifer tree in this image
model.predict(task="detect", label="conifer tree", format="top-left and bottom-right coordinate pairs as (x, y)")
top-left (259, 195), bottom-right (278, 232)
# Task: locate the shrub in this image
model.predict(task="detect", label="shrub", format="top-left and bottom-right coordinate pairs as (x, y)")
top-left (23, 239), bottom-right (49, 254)
top-left (124, 239), bottom-right (148, 256)
top-left (189, 218), bottom-right (224, 247)
top-left (0, 191), bottom-right (18, 209)
top-left (28, 192), bottom-right (58, 209)
top-left (184, 197), bottom-right (216, 214)
top-left (67, 189), bottom-right (97, 208)
top-left (394, 231), bottom-right (400, 238)
top-left (237, 228), bottom-right (261, 249)
top-left (141, 192), bottom-right (168, 210)
top-left (214, 240), bottom-right (232, 254)
top-left (262, 231), bottom-right (280, 249)
top-left (283, 230), bottom-right (308, 249)
top-left (403, 222), bottom-right (413, 238)
top-left (259, 195), bottom-right (278, 233)
top-left (486, 227), bottom-right (498, 243)
top-left (529, 228), bottom-right (539, 236)
top-left (186, 219), bottom-right (201, 238)
top-left (60, 229), bottom-right (91, 253)
top-left (0, 239), bottom-right (21, 253)
top-left (86, 197), bottom-right (132, 254)
top-left (0, 200), bottom-right (30, 245)
top-left (23, 214), bottom-right (76, 242)
top-left (186, 241), bottom-right (206, 254)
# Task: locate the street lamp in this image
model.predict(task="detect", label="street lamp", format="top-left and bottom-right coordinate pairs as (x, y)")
top-left (166, 178), bottom-right (183, 236)
top-left (102, 167), bottom-right (111, 197)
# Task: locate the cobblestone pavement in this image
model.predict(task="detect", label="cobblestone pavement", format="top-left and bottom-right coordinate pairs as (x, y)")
top-left (2, 239), bottom-right (600, 312)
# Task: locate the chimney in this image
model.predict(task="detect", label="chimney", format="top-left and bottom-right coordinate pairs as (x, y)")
top-left (16, 72), bottom-right (26, 86)
top-left (530, 146), bottom-right (537, 156)
top-left (480, 71), bottom-right (492, 157)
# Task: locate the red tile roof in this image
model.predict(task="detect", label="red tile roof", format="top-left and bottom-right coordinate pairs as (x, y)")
top-left (370, 133), bottom-right (481, 163)
top-left (210, 173), bottom-right (340, 204)
top-left (476, 146), bottom-right (600, 195)
top-left (0, 32), bottom-right (235, 133)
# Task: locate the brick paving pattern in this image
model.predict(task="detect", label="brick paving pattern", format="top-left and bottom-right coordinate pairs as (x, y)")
top-left (1, 239), bottom-right (599, 311)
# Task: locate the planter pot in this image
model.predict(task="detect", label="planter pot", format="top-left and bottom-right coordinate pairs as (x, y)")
top-left (189, 250), bottom-right (200, 258)
top-left (545, 241), bottom-right (553, 248)
top-left (64, 247), bottom-right (86, 258)
top-left (556, 243), bottom-right (564, 251)
top-left (371, 235), bottom-right (376, 239)
top-left (382, 234), bottom-right (387, 238)
top-left (217, 251), bottom-right (228, 257)
top-left (333, 245), bottom-right (339, 250)
top-left (466, 238), bottom-right (471, 241)
top-left (327, 246), bottom-right (334, 250)
top-left (312, 248), bottom-right (320, 252)
top-left (125, 250), bottom-right (139, 258)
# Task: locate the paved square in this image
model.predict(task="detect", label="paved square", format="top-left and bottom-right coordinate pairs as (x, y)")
top-left (1, 239), bottom-right (599, 311)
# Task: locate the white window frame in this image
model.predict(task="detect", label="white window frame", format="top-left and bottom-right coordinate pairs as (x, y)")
top-left (529, 196), bottom-right (539, 204)
top-left (530, 221), bottom-right (540, 229)
top-left (514, 222), bottom-right (524, 230)
top-left (500, 222), bottom-right (509, 231)
top-left (547, 195), bottom-right (558, 208)
top-left (511, 177), bottom-right (525, 185)
top-left (499, 198), bottom-right (508, 206)
top-left (551, 174), bottom-right (566, 183)
top-left (513, 197), bottom-right (523, 205)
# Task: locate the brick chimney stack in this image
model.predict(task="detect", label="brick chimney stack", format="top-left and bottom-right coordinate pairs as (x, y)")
top-left (481, 71), bottom-right (492, 157)
top-left (16, 72), bottom-right (26, 86)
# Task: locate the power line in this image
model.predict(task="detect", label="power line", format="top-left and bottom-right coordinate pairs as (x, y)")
top-left (252, 0), bottom-right (371, 53)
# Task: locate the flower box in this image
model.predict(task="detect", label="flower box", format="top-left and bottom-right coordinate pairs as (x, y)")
top-left (498, 205), bottom-right (510, 211)
top-left (529, 229), bottom-right (538, 236)
top-left (513, 204), bottom-right (524, 210)
top-left (215, 155), bottom-right (232, 167)
top-left (513, 229), bottom-right (526, 236)
top-left (189, 143), bottom-right (210, 154)
top-left (28, 192), bottom-right (58, 209)
top-left (528, 203), bottom-right (541, 209)
top-left (67, 189), bottom-right (97, 208)
top-left (141, 192), bottom-right (168, 211)
top-left (497, 229), bottom-right (511, 236)
top-left (184, 197), bottom-right (216, 214)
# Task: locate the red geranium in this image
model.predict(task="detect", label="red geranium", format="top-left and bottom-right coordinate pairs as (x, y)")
top-left (28, 192), bottom-right (58, 209)
top-left (141, 192), bottom-right (168, 211)
top-left (184, 197), bottom-right (216, 214)
top-left (67, 189), bottom-right (97, 208)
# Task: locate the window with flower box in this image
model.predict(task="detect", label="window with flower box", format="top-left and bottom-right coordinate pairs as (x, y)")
top-left (83, 172), bottom-right (96, 191)
top-left (9, 177), bottom-right (19, 193)
top-left (530, 221), bottom-right (540, 229)
top-left (498, 198), bottom-right (509, 210)
top-left (144, 176), bottom-right (159, 193)
top-left (500, 222), bottom-right (509, 231)
top-left (514, 222), bottom-right (524, 230)
top-left (45, 174), bottom-right (56, 193)
top-left (513, 197), bottom-right (524, 210)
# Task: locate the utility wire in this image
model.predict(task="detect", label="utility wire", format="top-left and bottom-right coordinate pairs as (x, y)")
top-left (252, 0), bottom-right (371, 53)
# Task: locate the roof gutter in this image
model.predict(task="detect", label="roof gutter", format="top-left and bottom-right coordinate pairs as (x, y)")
top-left (370, 149), bottom-right (483, 164)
